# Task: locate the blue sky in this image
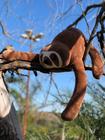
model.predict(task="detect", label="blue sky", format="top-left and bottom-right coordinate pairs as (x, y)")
top-left (0, 0), bottom-right (104, 111)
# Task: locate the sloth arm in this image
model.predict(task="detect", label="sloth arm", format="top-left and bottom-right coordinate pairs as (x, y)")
top-left (61, 59), bottom-right (87, 121)
top-left (0, 50), bottom-right (39, 62)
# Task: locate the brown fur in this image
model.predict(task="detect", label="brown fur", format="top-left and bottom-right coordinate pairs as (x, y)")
top-left (0, 27), bottom-right (104, 121)
top-left (40, 27), bottom-right (104, 120)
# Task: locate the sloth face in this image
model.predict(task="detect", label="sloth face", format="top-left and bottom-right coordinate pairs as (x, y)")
top-left (39, 50), bottom-right (63, 69)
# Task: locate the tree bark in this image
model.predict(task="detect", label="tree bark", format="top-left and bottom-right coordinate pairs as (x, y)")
top-left (0, 72), bottom-right (23, 140)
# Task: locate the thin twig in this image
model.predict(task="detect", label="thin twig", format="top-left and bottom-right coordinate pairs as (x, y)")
top-left (0, 19), bottom-right (25, 44)
top-left (51, 76), bottom-right (63, 99)
top-left (43, 73), bottom-right (52, 106)
top-left (0, 19), bottom-right (10, 37)
top-left (78, 2), bottom-right (91, 35)
top-left (67, 2), bottom-right (105, 62)
top-left (83, 14), bottom-right (99, 62)
top-left (67, 2), bottom-right (104, 28)
top-left (83, 4), bottom-right (105, 62)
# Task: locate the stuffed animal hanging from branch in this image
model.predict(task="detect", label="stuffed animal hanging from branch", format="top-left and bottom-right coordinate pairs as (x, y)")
top-left (0, 27), bottom-right (104, 121)
top-left (0, 1), bottom-right (104, 121)
top-left (38, 27), bottom-right (104, 120)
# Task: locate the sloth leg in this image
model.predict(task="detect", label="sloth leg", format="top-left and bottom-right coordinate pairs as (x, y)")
top-left (89, 47), bottom-right (104, 79)
top-left (61, 59), bottom-right (87, 121)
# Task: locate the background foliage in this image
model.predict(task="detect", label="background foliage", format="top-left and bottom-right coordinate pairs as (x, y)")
top-left (0, 0), bottom-right (104, 139)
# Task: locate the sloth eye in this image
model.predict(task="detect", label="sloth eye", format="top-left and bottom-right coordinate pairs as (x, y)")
top-left (43, 56), bottom-right (52, 65)
top-left (50, 53), bottom-right (59, 66)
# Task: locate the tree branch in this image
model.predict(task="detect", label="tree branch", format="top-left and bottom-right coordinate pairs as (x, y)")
top-left (66, 2), bottom-right (105, 63)
top-left (0, 60), bottom-right (105, 76)
top-left (67, 2), bottom-right (105, 28)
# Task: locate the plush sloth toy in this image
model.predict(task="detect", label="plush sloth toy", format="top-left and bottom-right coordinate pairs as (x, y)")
top-left (1, 27), bottom-right (104, 121)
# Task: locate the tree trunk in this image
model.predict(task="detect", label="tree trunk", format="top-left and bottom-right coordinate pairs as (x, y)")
top-left (0, 72), bottom-right (23, 140)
